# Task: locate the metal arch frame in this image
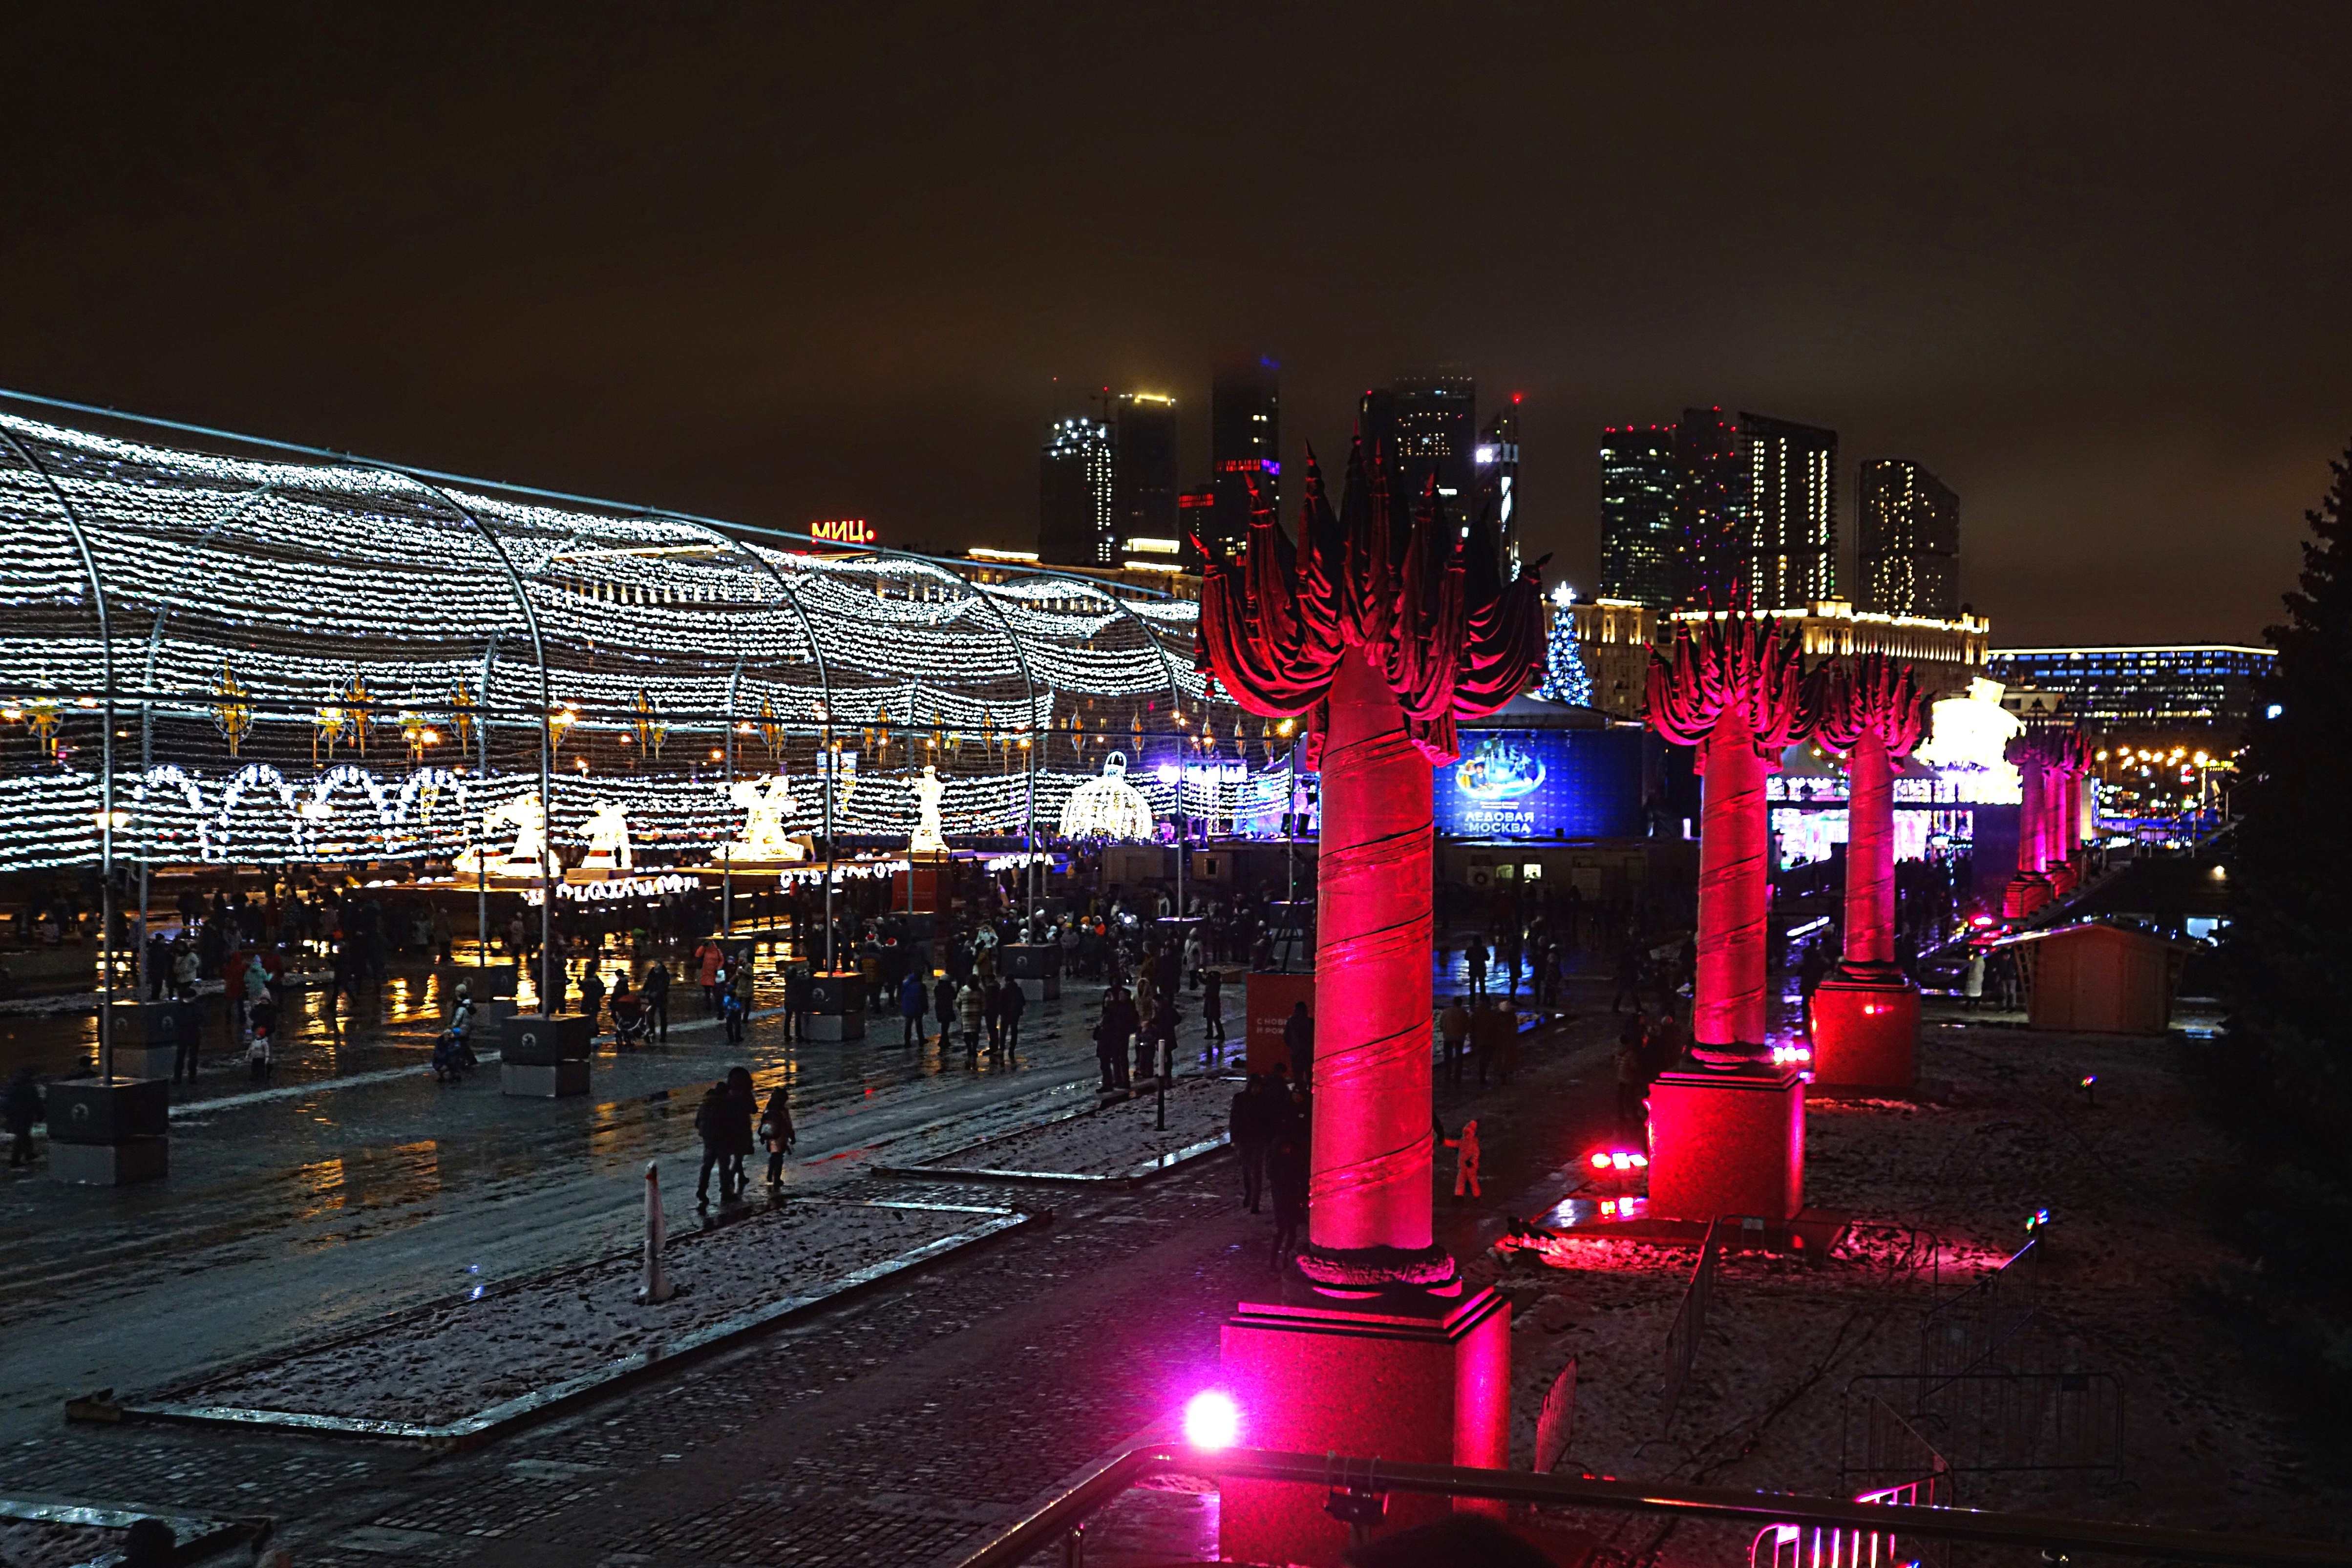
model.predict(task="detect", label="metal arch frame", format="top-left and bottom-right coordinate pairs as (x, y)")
top-left (135, 482), bottom-right (275, 998)
top-left (893, 564), bottom-right (1045, 929)
top-left (375, 471), bottom-right (559, 1000)
top-left (0, 423), bottom-right (123, 1074)
top-left (652, 513), bottom-right (839, 971)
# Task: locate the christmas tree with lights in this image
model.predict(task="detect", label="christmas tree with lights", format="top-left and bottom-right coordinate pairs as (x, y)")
top-left (1537, 587), bottom-right (1593, 706)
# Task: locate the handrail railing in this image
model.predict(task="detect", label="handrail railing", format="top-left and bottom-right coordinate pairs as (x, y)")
top-left (1661, 1213), bottom-right (1724, 1430)
top-left (954, 1442), bottom-right (2352, 1568)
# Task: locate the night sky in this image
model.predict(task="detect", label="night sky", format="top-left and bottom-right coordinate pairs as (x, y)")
top-left (4, 6), bottom-right (2347, 646)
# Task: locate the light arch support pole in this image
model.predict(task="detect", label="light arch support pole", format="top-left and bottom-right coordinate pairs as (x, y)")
top-left (386, 473), bottom-right (556, 1008)
top-left (955, 574), bottom-right (1043, 930)
top-left (724, 657), bottom-right (743, 940)
top-left (0, 425), bottom-right (119, 1075)
top-left (476, 631), bottom-right (502, 968)
top-left (658, 516), bottom-right (835, 972)
top-left (1096, 587), bottom-right (1190, 930)
top-left (136, 482), bottom-right (274, 1000)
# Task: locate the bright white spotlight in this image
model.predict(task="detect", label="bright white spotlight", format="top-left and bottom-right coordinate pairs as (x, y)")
top-left (1183, 1389), bottom-right (1241, 1450)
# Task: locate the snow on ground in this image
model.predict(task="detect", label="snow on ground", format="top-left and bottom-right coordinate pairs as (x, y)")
top-left (185, 1200), bottom-right (1003, 1427)
top-left (0, 1520), bottom-right (125, 1568)
top-left (922, 1075), bottom-right (1230, 1177)
top-left (1480, 1011), bottom-right (2347, 1562)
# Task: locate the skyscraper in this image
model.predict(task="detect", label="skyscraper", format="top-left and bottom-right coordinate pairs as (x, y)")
top-left (1673, 406), bottom-right (1745, 608)
top-left (1176, 485), bottom-right (1216, 572)
top-left (1363, 372), bottom-right (1475, 525)
top-left (1038, 415), bottom-right (1114, 567)
top-left (1859, 460), bottom-right (1960, 617)
top-left (1598, 424), bottom-right (1677, 608)
top-left (1113, 392), bottom-right (1180, 548)
top-left (1740, 412), bottom-right (1838, 609)
top-left (1475, 398), bottom-right (1522, 572)
top-left (1209, 359), bottom-right (1279, 554)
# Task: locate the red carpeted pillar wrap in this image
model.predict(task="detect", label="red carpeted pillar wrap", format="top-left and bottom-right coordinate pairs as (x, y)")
top-left (1308, 648), bottom-right (1436, 1261)
top-left (1809, 656), bottom-right (1927, 1091)
top-left (1694, 708), bottom-right (1771, 1053)
top-left (1843, 732), bottom-right (1896, 967)
top-left (1650, 613), bottom-right (1817, 1068)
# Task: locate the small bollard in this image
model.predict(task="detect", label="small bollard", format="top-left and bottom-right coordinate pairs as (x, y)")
top-left (637, 1160), bottom-right (674, 1305)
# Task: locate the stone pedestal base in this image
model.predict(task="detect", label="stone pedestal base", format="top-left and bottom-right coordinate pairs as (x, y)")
top-left (502, 1060), bottom-right (590, 1098)
top-left (1807, 971), bottom-right (1919, 1093)
top-left (2047, 859), bottom-right (2080, 897)
top-left (50, 1137), bottom-right (169, 1185)
top-left (802, 1010), bottom-right (864, 1042)
top-left (1649, 1068), bottom-right (1804, 1222)
top-left (113, 1043), bottom-right (180, 1081)
top-left (1218, 1290), bottom-right (1509, 1568)
top-left (805, 970), bottom-right (866, 1041)
top-left (2002, 874), bottom-right (2053, 919)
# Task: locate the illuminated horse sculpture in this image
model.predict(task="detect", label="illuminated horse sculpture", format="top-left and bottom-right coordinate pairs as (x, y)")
top-left (453, 790), bottom-right (557, 880)
top-left (719, 775), bottom-right (811, 865)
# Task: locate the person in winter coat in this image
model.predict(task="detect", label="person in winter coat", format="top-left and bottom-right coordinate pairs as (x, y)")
top-left (5, 1067), bottom-right (42, 1168)
top-left (1268, 1131), bottom-right (1308, 1267)
top-left (1230, 1074), bottom-right (1265, 1212)
top-left (981, 978), bottom-right (1005, 1055)
top-left (759, 1082), bottom-right (796, 1188)
top-left (955, 980), bottom-right (986, 1065)
top-left (643, 959), bottom-right (672, 1043)
top-left (997, 977), bottom-right (1026, 1057)
top-left (1282, 1002), bottom-right (1314, 1087)
top-left (1443, 1117), bottom-right (1483, 1203)
top-left (1440, 996), bottom-right (1473, 1088)
top-left (1200, 968), bottom-right (1225, 1067)
top-left (933, 974), bottom-right (957, 1045)
top-left (1095, 985), bottom-right (1138, 1091)
top-left (723, 964), bottom-right (751, 1044)
top-left (694, 1080), bottom-right (735, 1205)
top-left (579, 965), bottom-right (608, 1034)
top-left (900, 969), bottom-right (930, 1046)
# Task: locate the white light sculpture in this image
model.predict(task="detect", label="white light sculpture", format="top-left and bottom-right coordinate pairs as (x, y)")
top-left (1058, 751), bottom-right (1156, 841)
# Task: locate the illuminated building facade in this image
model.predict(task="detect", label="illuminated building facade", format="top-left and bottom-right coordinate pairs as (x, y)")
top-left (1986, 645), bottom-right (2272, 733)
top-left (1112, 392), bottom-right (1180, 550)
top-left (1673, 406), bottom-right (1745, 607)
top-left (1475, 399), bottom-right (1523, 572)
top-left (1740, 412), bottom-right (1838, 609)
top-left (1038, 415), bottom-right (1114, 567)
top-left (1598, 424), bottom-right (1677, 608)
top-left (1361, 372), bottom-right (1476, 527)
top-left (1208, 359), bottom-right (1279, 556)
top-left (1859, 459), bottom-right (1959, 617)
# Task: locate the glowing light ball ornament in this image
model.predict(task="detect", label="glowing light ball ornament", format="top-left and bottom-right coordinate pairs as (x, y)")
top-left (1183, 1389), bottom-right (1242, 1450)
top-left (1808, 654), bottom-right (1930, 1092)
top-left (1057, 750), bottom-right (1156, 841)
top-left (1200, 441), bottom-right (1540, 1566)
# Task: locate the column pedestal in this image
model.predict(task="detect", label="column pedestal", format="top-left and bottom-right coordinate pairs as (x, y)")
top-left (1648, 1069), bottom-right (1804, 1221)
top-left (46, 1078), bottom-right (170, 1186)
top-left (2046, 859), bottom-right (2080, 898)
top-left (1807, 968), bottom-right (1920, 1093)
top-left (2002, 874), bottom-right (2053, 919)
top-left (1219, 1290), bottom-right (1510, 1568)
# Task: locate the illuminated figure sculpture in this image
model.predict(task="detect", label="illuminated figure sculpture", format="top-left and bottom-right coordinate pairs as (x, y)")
top-left (718, 776), bottom-right (809, 865)
top-left (910, 763), bottom-right (949, 854)
top-left (579, 800), bottom-right (634, 875)
top-left (1057, 750), bottom-right (1156, 841)
top-left (1809, 654), bottom-right (1930, 1090)
top-left (453, 790), bottom-right (555, 880)
top-left (1196, 440), bottom-right (1544, 1561)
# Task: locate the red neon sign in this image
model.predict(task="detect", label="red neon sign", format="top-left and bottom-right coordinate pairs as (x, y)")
top-left (809, 517), bottom-right (874, 546)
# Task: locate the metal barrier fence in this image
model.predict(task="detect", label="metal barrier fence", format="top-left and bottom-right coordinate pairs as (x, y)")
top-left (1660, 1215), bottom-right (1724, 1430)
top-left (1753, 1463), bottom-right (1954, 1568)
top-left (1922, 1239), bottom-right (2039, 1386)
top-left (954, 1442), bottom-right (2352, 1568)
top-left (1846, 1371), bottom-right (2124, 1483)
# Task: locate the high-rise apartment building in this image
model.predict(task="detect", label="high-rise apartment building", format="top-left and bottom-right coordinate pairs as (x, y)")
top-left (1740, 412), bottom-right (1838, 609)
top-left (1038, 416), bottom-right (1115, 567)
top-left (1476, 399), bottom-right (1523, 571)
top-left (1209, 360), bottom-right (1279, 554)
top-left (1363, 372), bottom-right (1475, 525)
top-left (1673, 407), bottom-right (1746, 608)
top-left (1598, 424), bottom-right (1678, 609)
top-left (1858, 459), bottom-right (1960, 617)
top-left (1112, 392), bottom-right (1180, 549)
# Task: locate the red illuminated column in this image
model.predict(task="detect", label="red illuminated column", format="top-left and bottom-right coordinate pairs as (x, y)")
top-left (1300, 647), bottom-right (1444, 1283)
top-left (1692, 705), bottom-right (1770, 1063)
top-left (1809, 730), bottom-right (1920, 1090)
top-left (1842, 732), bottom-right (1896, 968)
top-left (2003, 756), bottom-right (2053, 917)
